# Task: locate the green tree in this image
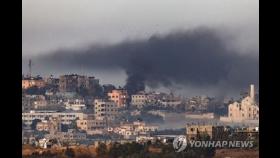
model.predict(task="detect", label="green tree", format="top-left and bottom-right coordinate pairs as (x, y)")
top-left (65, 147), bottom-right (75, 158)
top-left (96, 143), bottom-right (107, 157)
top-left (108, 143), bottom-right (122, 158)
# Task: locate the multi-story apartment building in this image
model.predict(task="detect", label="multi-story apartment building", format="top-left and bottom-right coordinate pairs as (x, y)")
top-left (45, 75), bottom-right (59, 86)
top-left (36, 120), bottom-right (52, 132)
top-left (135, 92), bottom-right (183, 107)
top-left (22, 95), bottom-right (47, 111)
top-left (45, 129), bottom-right (86, 143)
top-left (64, 99), bottom-right (86, 111)
top-left (22, 110), bottom-right (86, 125)
top-left (159, 94), bottom-right (182, 107)
top-left (185, 95), bottom-right (211, 111)
top-left (22, 95), bottom-right (33, 111)
top-left (36, 117), bottom-right (62, 132)
top-left (59, 74), bottom-right (79, 92)
top-left (33, 95), bottom-right (47, 108)
top-left (107, 89), bottom-right (129, 107)
top-left (112, 121), bottom-right (158, 139)
top-left (77, 75), bottom-right (87, 88)
top-left (131, 92), bottom-right (148, 107)
top-left (22, 76), bottom-right (46, 89)
top-left (234, 126), bottom-right (259, 140)
top-left (94, 99), bottom-right (118, 120)
top-left (59, 74), bottom-right (100, 93)
top-left (76, 119), bottom-right (106, 134)
top-left (86, 77), bottom-right (99, 89)
top-left (186, 125), bottom-right (226, 140)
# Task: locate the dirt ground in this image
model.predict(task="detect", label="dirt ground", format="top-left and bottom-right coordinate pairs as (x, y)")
top-left (214, 149), bottom-right (259, 158)
top-left (22, 144), bottom-right (97, 157)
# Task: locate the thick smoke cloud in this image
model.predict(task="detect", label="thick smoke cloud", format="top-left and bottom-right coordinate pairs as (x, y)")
top-left (36, 28), bottom-right (258, 95)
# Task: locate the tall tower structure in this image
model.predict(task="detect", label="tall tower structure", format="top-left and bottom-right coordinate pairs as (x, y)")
top-left (250, 84), bottom-right (255, 103)
top-left (28, 59), bottom-right (32, 78)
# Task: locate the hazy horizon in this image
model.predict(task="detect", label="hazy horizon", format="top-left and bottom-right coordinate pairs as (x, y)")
top-left (22, 0), bottom-right (259, 98)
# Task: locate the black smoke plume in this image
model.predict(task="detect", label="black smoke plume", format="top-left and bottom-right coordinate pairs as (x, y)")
top-left (34, 28), bottom-right (258, 95)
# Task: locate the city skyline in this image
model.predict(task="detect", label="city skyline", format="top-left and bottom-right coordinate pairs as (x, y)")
top-left (22, 0), bottom-right (259, 98)
top-left (22, 1), bottom-right (259, 156)
top-left (22, 0), bottom-right (259, 99)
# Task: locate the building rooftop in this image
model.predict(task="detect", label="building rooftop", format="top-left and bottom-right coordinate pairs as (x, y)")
top-left (23, 76), bottom-right (43, 80)
top-left (25, 109), bottom-right (84, 114)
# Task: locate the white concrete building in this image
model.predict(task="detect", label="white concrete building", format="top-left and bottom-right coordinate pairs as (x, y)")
top-left (22, 110), bottom-right (86, 125)
top-left (131, 93), bottom-right (148, 107)
top-left (112, 121), bottom-right (158, 139)
top-left (76, 118), bottom-right (106, 135)
top-left (45, 129), bottom-right (86, 142)
top-left (64, 99), bottom-right (86, 111)
top-left (159, 99), bottom-right (181, 107)
top-left (94, 99), bottom-right (118, 120)
top-left (220, 84), bottom-right (259, 123)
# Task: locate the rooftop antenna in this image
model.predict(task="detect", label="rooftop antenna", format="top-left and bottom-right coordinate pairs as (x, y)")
top-left (28, 59), bottom-right (32, 78)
